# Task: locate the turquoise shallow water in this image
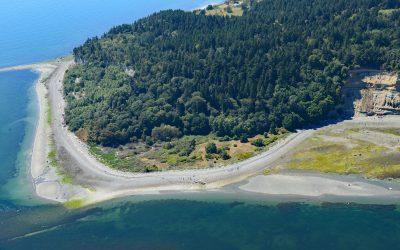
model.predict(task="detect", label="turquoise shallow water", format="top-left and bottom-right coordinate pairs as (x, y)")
top-left (0, 71), bottom-right (33, 184)
top-left (1, 0), bottom-right (400, 249)
top-left (0, 70), bottom-right (39, 204)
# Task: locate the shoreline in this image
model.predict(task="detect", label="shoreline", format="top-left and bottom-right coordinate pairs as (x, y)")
top-left (1, 59), bottom-right (89, 203)
top-left (0, 62), bottom-right (58, 201)
top-left (4, 59), bottom-right (400, 207)
top-left (239, 172), bottom-right (400, 200)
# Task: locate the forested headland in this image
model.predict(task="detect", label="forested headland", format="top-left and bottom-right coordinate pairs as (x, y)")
top-left (64, 0), bottom-right (400, 147)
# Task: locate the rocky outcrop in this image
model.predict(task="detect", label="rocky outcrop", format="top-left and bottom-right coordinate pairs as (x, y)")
top-left (359, 88), bottom-right (400, 115)
top-left (348, 70), bottom-right (400, 116)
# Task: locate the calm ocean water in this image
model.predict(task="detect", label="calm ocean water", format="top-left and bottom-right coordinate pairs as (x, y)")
top-left (0, 70), bottom-right (39, 204)
top-left (1, 198), bottom-right (400, 249)
top-left (0, 0), bottom-right (217, 68)
top-left (0, 71), bottom-right (34, 185)
top-left (0, 0), bottom-right (400, 249)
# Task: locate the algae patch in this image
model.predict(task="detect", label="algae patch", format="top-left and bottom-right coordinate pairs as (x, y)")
top-left (64, 199), bottom-right (85, 209)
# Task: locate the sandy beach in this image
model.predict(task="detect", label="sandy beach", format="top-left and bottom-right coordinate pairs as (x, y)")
top-left (239, 173), bottom-right (400, 198)
top-left (2, 58), bottom-right (400, 206)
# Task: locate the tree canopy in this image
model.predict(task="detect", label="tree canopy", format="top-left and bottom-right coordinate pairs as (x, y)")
top-left (64, 0), bottom-right (400, 146)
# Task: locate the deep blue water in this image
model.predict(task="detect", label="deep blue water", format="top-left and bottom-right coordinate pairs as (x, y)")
top-left (0, 0), bottom-right (217, 67)
top-left (0, 0), bottom-right (400, 249)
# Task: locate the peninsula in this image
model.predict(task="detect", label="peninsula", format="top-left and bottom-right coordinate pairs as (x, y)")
top-left (3, 0), bottom-right (400, 207)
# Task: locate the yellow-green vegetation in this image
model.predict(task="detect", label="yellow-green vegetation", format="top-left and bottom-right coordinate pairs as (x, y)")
top-left (50, 153), bottom-right (74, 184)
top-left (46, 103), bottom-right (52, 126)
top-left (89, 130), bottom-right (289, 172)
top-left (261, 130), bottom-right (288, 148)
top-left (48, 148), bottom-right (58, 168)
top-left (46, 97), bottom-right (74, 183)
top-left (263, 168), bottom-right (279, 175)
top-left (89, 145), bottom-right (119, 166)
top-left (48, 141), bottom-right (74, 184)
top-left (378, 8), bottom-right (400, 17)
top-left (285, 129), bottom-right (400, 179)
top-left (371, 128), bottom-right (400, 137)
top-left (61, 175), bottom-right (74, 185)
top-left (237, 152), bottom-right (254, 161)
top-left (64, 199), bottom-right (85, 209)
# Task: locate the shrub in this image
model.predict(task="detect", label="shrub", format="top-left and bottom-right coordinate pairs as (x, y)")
top-left (163, 142), bottom-right (174, 150)
top-left (219, 136), bottom-right (231, 142)
top-left (144, 165), bottom-right (158, 173)
top-left (237, 152), bottom-right (254, 160)
top-left (151, 125), bottom-right (182, 141)
top-left (252, 138), bottom-right (265, 147)
top-left (240, 136), bottom-right (249, 143)
top-left (205, 142), bottom-right (218, 154)
top-left (145, 137), bottom-right (154, 146)
top-left (220, 149), bottom-right (231, 160)
top-left (177, 139), bottom-right (196, 156)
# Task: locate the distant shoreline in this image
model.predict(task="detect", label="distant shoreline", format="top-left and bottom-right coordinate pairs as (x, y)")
top-left (0, 63), bottom-right (49, 73)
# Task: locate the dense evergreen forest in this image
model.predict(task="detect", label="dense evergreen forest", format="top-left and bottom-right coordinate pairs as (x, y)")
top-left (64, 0), bottom-right (400, 146)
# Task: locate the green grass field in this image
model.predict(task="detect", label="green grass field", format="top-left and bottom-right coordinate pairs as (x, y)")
top-left (285, 129), bottom-right (400, 179)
